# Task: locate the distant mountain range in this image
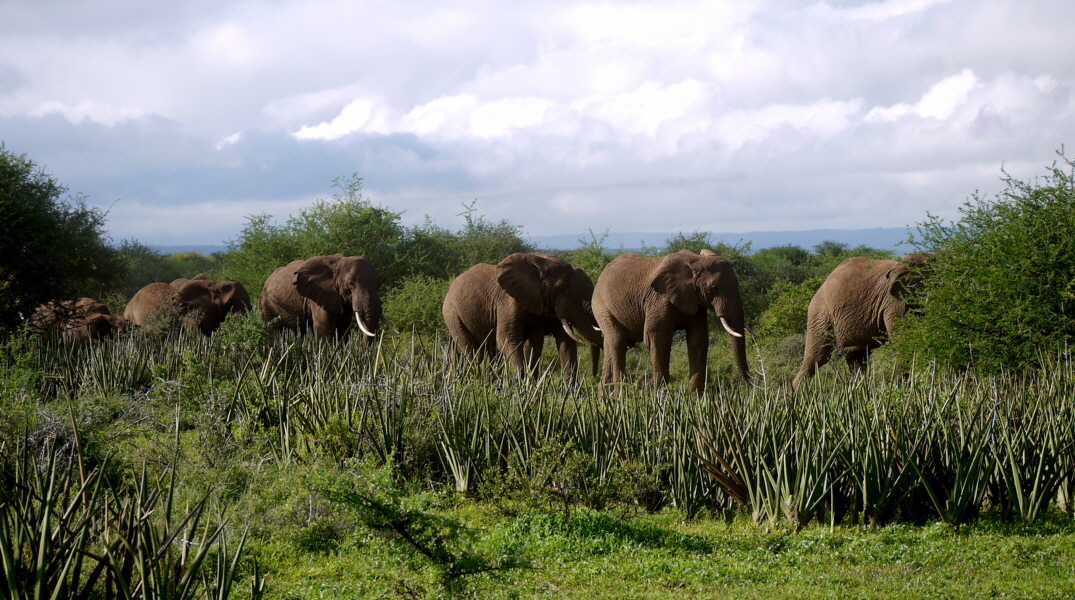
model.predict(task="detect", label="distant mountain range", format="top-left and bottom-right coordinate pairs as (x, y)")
top-left (152, 228), bottom-right (918, 256)
top-left (530, 228), bottom-right (917, 254)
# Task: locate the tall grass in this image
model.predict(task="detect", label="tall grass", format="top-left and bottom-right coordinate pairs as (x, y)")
top-left (9, 329), bottom-right (1075, 533)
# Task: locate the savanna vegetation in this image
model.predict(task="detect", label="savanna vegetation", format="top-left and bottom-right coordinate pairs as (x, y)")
top-left (1, 144), bottom-right (1073, 599)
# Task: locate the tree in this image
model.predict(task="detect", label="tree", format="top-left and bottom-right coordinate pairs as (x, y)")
top-left (0, 146), bottom-right (125, 330)
top-left (222, 175), bottom-right (405, 294)
top-left (894, 149), bottom-right (1075, 371)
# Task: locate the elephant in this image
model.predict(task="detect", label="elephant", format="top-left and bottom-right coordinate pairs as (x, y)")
top-left (259, 254), bottom-right (391, 341)
top-left (31, 297), bottom-right (126, 343)
top-left (170, 273), bottom-right (213, 287)
top-left (792, 254), bottom-right (928, 388)
top-left (592, 249), bottom-right (751, 396)
top-left (526, 267), bottom-right (602, 381)
top-left (123, 279), bottom-right (252, 335)
top-left (442, 252), bottom-right (603, 376)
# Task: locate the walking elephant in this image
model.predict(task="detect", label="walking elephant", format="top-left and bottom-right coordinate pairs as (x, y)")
top-left (792, 254), bottom-right (928, 388)
top-left (527, 267), bottom-right (602, 381)
top-left (124, 279), bottom-right (252, 335)
top-left (442, 252), bottom-right (603, 376)
top-left (592, 249), bottom-right (751, 396)
top-left (32, 297), bottom-right (126, 343)
top-left (259, 254), bottom-right (390, 341)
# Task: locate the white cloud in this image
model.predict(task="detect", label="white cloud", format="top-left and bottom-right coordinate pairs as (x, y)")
top-left (1, 0), bottom-right (1072, 244)
top-left (866, 69), bottom-right (980, 121)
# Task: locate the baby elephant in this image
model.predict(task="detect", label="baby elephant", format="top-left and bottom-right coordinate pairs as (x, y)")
top-left (793, 254), bottom-right (928, 388)
top-left (31, 297), bottom-right (126, 343)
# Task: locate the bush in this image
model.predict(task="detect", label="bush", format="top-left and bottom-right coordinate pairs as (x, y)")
top-left (0, 146), bottom-right (126, 330)
top-left (221, 175), bottom-right (405, 293)
top-left (117, 240), bottom-right (220, 297)
top-left (756, 277), bottom-right (825, 339)
top-left (381, 275), bottom-right (452, 338)
top-left (895, 149), bottom-right (1075, 371)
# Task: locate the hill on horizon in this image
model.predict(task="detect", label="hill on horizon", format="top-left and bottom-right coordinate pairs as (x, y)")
top-left (151, 227), bottom-right (917, 256)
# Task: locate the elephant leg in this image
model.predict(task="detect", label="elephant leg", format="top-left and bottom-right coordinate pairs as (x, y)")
top-left (794, 325), bottom-right (833, 389)
top-left (845, 349), bottom-right (869, 374)
top-left (601, 326), bottom-right (630, 394)
top-left (588, 343), bottom-right (601, 380)
top-left (644, 319), bottom-right (673, 387)
top-left (553, 330), bottom-right (578, 382)
top-left (496, 317), bottom-right (529, 374)
top-left (685, 314), bottom-right (709, 396)
top-left (523, 328), bottom-right (545, 375)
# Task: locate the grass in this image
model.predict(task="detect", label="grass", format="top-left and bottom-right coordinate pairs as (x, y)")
top-left (1, 320), bottom-right (1073, 598)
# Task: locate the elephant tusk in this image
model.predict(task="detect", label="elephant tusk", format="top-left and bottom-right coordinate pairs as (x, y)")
top-left (593, 325), bottom-right (602, 332)
top-left (355, 312), bottom-right (377, 337)
top-left (380, 313), bottom-right (400, 334)
top-left (561, 318), bottom-right (585, 345)
top-left (720, 317), bottom-right (744, 338)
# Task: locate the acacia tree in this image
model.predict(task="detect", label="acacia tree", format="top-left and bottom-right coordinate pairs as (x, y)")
top-left (894, 149), bottom-right (1075, 371)
top-left (0, 146), bottom-right (125, 331)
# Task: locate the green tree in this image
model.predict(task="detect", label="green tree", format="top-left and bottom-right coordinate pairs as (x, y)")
top-left (0, 146), bottom-right (125, 330)
top-left (894, 150), bottom-right (1075, 371)
top-left (222, 175), bottom-right (405, 294)
top-left (116, 241), bottom-right (220, 297)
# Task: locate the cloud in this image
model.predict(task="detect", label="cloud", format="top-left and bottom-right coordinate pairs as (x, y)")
top-left (0, 0), bottom-right (1071, 246)
top-left (866, 69), bottom-right (980, 121)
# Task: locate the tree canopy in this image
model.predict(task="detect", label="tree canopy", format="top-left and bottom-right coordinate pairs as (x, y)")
top-left (0, 146), bottom-right (125, 330)
top-left (894, 150), bottom-right (1075, 371)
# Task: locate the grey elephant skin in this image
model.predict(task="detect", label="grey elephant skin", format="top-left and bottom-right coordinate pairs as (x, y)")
top-left (442, 252), bottom-right (603, 376)
top-left (32, 297), bottom-right (126, 343)
top-left (124, 279), bottom-right (252, 335)
top-left (529, 267), bottom-right (602, 381)
top-left (259, 254), bottom-right (384, 341)
top-left (592, 249), bottom-right (751, 396)
top-left (793, 254), bottom-right (927, 388)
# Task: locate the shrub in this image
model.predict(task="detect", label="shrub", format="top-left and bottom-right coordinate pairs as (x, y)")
top-left (381, 275), bottom-right (452, 337)
top-left (756, 277), bottom-right (825, 339)
top-left (895, 149), bottom-right (1075, 371)
top-left (0, 146), bottom-right (126, 330)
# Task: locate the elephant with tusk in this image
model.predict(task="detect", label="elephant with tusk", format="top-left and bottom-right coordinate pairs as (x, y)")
top-left (442, 252), bottom-right (603, 378)
top-left (592, 249), bottom-right (752, 396)
top-left (526, 266), bottom-right (603, 382)
top-left (259, 254), bottom-right (387, 342)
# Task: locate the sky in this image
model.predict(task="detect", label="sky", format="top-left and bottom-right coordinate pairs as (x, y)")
top-left (2, 0), bottom-right (1073, 247)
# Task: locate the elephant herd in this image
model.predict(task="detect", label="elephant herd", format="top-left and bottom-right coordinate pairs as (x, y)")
top-left (31, 249), bottom-right (928, 393)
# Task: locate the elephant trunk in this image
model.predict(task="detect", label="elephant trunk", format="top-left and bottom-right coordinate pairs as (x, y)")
top-left (713, 297), bottom-right (752, 385)
top-left (556, 295), bottom-right (603, 348)
top-left (352, 287), bottom-right (382, 338)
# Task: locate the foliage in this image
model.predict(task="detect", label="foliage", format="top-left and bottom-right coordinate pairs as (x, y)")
top-left (0, 146), bottom-right (126, 330)
top-left (895, 149), bottom-right (1075, 371)
top-left (556, 229), bottom-right (617, 284)
top-left (755, 277), bottom-right (824, 338)
top-left (117, 240), bottom-right (220, 297)
top-left (320, 459), bottom-right (529, 594)
top-left (380, 275), bottom-right (452, 337)
top-left (399, 202), bottom-right (535, 280)
top-left (221, 175), bottom-right (405, 294)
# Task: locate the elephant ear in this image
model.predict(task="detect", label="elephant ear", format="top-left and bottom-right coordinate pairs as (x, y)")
top-left (175, 280), bottom-right (212, 307)
top-left (295, 255), bottom-right (345, 314)
top-left (496, 253), bottom-right (545, 315)
top-left (649, 253), bottom-right (701, 315)
top-left (887, 262), bottom-right (919, 300)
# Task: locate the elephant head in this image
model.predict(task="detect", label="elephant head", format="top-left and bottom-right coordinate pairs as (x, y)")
top-left (175, 279), bottom-right (253, 335)
top-left (496, 252), bottom-right (603, 348)
top-left (887, 253), bottom-right (932, 313)
top-left (81, 313), bottom-right (126, 342)
top-left (648, 249), bottom-right (751, 383)
top-left (293, 254), bottom-right (384, 338)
